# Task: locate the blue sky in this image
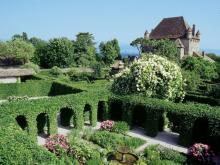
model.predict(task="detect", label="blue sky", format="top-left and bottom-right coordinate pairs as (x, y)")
top-left (0, 0), bottom-right (220, 52)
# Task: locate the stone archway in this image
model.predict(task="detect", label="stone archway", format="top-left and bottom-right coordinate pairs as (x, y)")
top-left (59, 107), bottom-right (74, 127)
top-left (84, 104), bottom-right (92, 125)
top-left (16, 115), bottom-right (28, 131)
top-left (36, 113), bottom-right (49, 135)
top-left (192, 117), bottom-right (209, 144)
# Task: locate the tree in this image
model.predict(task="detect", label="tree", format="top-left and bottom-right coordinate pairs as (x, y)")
top-left (29, 37), bottom-right (48, 66)
top-left (130, 37), bottom-right (145, 55)
top-left (12, 32), bottom-right (29, 42)
top-left (131, 38), bottom-right (179, 62)
top-left (43, 38), bottom-right (74, 68)
top-left (99, 39), bottom-right (121, 65)
top-left (181, 56), bottom-right (218, 80)
top-left (112, 54), bottom-right (185, 102)
top-left (73, 32), bottom-right (97, 66)
top-left (0, 39), bottom-right (35, 65)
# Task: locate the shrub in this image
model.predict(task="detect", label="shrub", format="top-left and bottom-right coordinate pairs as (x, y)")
top-left (181, 56), bottom-right (218, 81)
top-left (21, 62), bottom-right (40, 73)
top-left (44, 134), bottom-right (70, 156)
top-left (68, 138), bottom-right (102, 163)
top-left (100, 120), bottom-right (114, 131)
top-left (188, 143), bottom-right (215, 164)
top-left (182, 70), bottom-right (201, 91)
top-left (90, 131), bottom-right (145, 150)
top-left (0, 126), bottom-right (63, 165)
top-left (144, 145), bottom-right (186, 165)
top-left (7, 95), bottom-right (29, 102)
top-left (50, 66), bottom-right (63, 77)
top-left (154, 145), bottom-right (187, 164)
top-left (66, 68), bottom-right (93, 82)
top-left (112, 54), bottom-right (185, 102)
top-left (112, 121), bottom-right (130, 134)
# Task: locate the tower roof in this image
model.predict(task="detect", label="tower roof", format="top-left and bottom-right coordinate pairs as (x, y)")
top-left (150, 16), bottom-right (190, 39)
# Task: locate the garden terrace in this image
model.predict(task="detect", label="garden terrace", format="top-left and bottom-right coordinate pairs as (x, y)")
top-left (0, 80), bottom-right (82, 99)
top-left (108, 95), bottom-right (220, 151)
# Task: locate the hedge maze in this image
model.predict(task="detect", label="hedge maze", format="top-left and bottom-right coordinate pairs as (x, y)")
top-left (0, 79), bottom-right (220, 164)
top-left (108, 95), bottom-right (220, 151)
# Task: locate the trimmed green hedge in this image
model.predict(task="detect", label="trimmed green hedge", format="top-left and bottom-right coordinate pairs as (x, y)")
top-left (0, 80), bottom-right (110, 164)
top-left (108, 95), bottom-right (220, 150)
top-left (0, 80), bottom-right (82, 99)
top-left (184, 93), bottom-right (220, 106)
top-left (0, 125), bottom-right (64, 165)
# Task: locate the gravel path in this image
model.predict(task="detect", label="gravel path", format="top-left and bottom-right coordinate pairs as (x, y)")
top-left (128, 127), bottom-right (188, 153)
top-left (37, 122), bottom-right (101, 145)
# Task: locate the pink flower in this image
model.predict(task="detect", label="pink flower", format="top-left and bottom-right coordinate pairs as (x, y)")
top-left (100, 120), bottom-right (114, 131)
top-left (188, 143), bottom-right (214, 163)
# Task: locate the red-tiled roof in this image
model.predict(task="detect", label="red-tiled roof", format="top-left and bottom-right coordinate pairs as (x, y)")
top-left (150, 16), bottom-right (190, 39)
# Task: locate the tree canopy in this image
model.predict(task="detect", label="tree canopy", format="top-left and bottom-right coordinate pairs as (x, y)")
top-left (73, 33), bottom-right (97, 66)
top-left (131, 38), bottom-right (179, 62)
top-left (0, 39), bottom-right (35, 65)
top-left (99, 39), bottom-right (121, 65)
top-left (42, 38), bottom-right (74, 68)
top-left (181, 56), bottom-right (218, 80)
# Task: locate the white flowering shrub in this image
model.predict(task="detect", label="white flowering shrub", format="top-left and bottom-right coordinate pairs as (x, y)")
top-left (112, 54), bottom-right (185, 101)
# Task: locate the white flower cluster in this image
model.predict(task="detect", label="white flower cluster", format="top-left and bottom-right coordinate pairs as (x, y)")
top-left (112, 54), bottom-right (185, 101)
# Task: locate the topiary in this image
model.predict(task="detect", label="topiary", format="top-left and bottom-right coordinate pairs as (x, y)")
top-left (112, 54), bottom-right (185, 101)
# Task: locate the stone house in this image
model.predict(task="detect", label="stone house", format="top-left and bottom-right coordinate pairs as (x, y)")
top-left (0, 68), bottom-right (35, 83)
top-left (110, 60), bottom-right (125, 74)
top-left (144, 16), bottom-right (214, 62)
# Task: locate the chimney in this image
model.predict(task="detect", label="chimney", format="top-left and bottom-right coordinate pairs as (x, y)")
top-left (192, 24), bottom-right (196, 36)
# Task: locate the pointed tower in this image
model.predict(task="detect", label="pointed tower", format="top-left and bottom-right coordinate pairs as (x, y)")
top-left (144, 30), bottom-right (150, 39)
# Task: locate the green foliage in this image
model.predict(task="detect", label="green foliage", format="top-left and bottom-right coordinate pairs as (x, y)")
top-left (182, 70), bottom-right (201, 91)
top-left (73, 32), bottom-right (97, 67)
top-left (112, 121), bottom-right (130, 134)
top-left (108, 95), bottom-right (220, 149)
top-left (131, 38), bottom-right (179, 62)
top-left (0, 39), bottom-right (35, 65)
top-left (144, 39), bottom-right (179, 62)
top-left (112, 54), bottom-right (185, 102)
top-left (144, 145), bottom-right (186, 165)
top-left (66, 68), bottom-right (93, 82)
top-left (0, 126), bottom-right (63, 165)
top-left (21, 62), bottom-right (40, 73)
top-left (29, 37), bottom-right (48, 66)
top-left (99, 39), bottom-right (121, 65)
top-left (50, 66), bottom-right (63, 77)
top-left (89, 131), bottom-right (145, 150)
top-left (12, 32), bottom-right (29, 42)
top-left (68, 137), bottom-right (102, 163)
top-left (43, 38), bottom-right (75, 68)
top-left (181, 56), bottom-right (218, 80)
top-left (184, 93), bottom-right (220, 106)
top-left (0, 80), bottom-right (82, 99)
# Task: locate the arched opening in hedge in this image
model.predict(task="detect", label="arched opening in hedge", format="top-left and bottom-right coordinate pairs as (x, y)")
top-left (109, 100), bottom-right (123, 121)
top-left (192, 117), bottom-right (209, 144)
top-left (132, 105), bottom-right (146, 128)
top-left (98, 101), bottom-right (105, 121)
top-left (84, 104), bottom-right (92, 125)
top-left (59, 107), bottom-right (75, 127)
top-left (36, 113), bottom-right (49, 135)
top-left (16, 115), bottom-right (28, 131)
